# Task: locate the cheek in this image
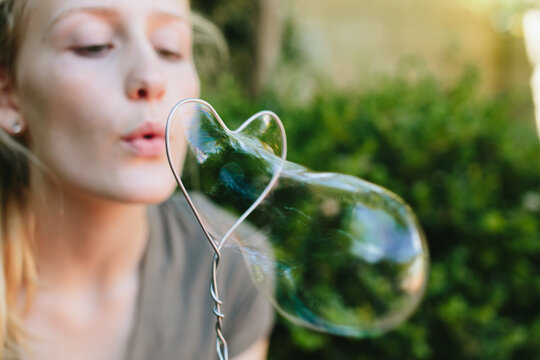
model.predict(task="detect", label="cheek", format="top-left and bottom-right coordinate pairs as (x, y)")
top-left (18, 60), bottom-right (115, 147)
top-left (16, 78), bottom-right (117, 197)
top-left (190, 64), bottom-right (201, 97)
top-left (168, 62), bottom-right (200, 101)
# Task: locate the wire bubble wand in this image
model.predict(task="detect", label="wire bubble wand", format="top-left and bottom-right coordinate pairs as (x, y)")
top-left (165, 98), bottom-right (429, 359)
top-left (165, 98), bottom-right (287, 360)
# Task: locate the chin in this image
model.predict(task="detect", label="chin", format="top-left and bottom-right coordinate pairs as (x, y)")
top-left (122, 180), bottom-right (178, 204)
top-left (98, 173), bottom-right (178, 205)
top-left (110, 163), bottom-right (179, 204)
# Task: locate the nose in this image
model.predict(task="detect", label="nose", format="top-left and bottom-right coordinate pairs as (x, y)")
top-left (125, 49), bottom-right (166, 101)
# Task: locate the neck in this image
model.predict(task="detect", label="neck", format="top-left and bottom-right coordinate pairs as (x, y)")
top-left (30, 178), bottom-right (149, 292)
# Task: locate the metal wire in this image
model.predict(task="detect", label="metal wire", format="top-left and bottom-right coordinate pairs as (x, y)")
top-left (211, 252), bottom-right (228, 360)
top-left (165, 98), bottom-right (287, 360)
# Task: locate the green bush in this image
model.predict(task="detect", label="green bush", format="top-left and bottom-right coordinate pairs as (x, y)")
top-left (201, 68), bottom-right (540, 359)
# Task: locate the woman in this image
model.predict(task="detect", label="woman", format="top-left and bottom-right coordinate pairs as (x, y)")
top-left (0, 0), bottom-right (274, 359)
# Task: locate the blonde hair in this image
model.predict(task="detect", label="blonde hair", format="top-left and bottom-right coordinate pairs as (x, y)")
top-left (0, 0), bottom-right (45, 358)
top-left (191, 12), bottom-right (229, 76)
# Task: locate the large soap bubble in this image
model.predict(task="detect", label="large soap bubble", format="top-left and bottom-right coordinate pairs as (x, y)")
top-left (166, 99), bottom-right (429, 338)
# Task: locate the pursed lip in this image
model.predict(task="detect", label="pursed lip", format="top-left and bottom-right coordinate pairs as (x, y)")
top-left (121, 122), bottom-right (167, 157)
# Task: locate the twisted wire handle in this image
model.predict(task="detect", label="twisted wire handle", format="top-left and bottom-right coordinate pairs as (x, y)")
top-left (211, 252), bottom-right (228, 360)
top-left (165, 99), bottom-right (287, 360)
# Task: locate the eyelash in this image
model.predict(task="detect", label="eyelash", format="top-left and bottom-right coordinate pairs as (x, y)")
top-left (72, 44), bottom-right (114, 57)
top-left (71, 44), bottom-right (183, 61)
top-left (156, 48), bottom-right (183, 61)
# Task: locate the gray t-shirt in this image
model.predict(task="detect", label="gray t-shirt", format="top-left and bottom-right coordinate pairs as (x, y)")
top-left (123, 196), bottom-right (275, 360)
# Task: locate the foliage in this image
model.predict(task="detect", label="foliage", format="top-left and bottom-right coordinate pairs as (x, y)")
top-left (201, 68), bottom-right (540, 359)
top-left (192, 0), bottom-right (304, 96)
top-left (191, 0), bottom-right (259, 89)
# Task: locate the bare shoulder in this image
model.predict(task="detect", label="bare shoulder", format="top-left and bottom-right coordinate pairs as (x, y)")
top-left (230, 339), bottom-right (269, 360)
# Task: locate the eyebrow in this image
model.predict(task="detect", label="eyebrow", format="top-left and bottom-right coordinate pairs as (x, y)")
top-left (150, 9), bottom-right (190, 25)
top-left (47, 7), bottom-right (120, 32)
top-left (47, 6), bottom-right (189, 33)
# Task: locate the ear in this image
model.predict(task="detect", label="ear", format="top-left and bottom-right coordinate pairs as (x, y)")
top-left (0, 68), bottom-right (24, 136)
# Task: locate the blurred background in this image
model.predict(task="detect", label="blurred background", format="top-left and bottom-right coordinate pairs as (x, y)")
top-left (191, 0), bottom-right (540, 359)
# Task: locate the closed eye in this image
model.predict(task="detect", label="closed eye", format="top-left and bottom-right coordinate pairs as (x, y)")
top-left (157, 48), bottom-right (183, 61)
top-left (72, 44), bottom-right (114, 57)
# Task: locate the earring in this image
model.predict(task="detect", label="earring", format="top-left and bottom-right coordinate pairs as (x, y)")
top-left (12, 120), bottom-right (22, 135)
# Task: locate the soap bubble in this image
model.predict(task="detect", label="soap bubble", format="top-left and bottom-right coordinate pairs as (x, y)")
top-left (166, 99), bottom-right (429, 337)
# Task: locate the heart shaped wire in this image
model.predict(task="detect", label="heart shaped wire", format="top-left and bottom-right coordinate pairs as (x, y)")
top-left (165, 98), bottom-right (287, 360)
